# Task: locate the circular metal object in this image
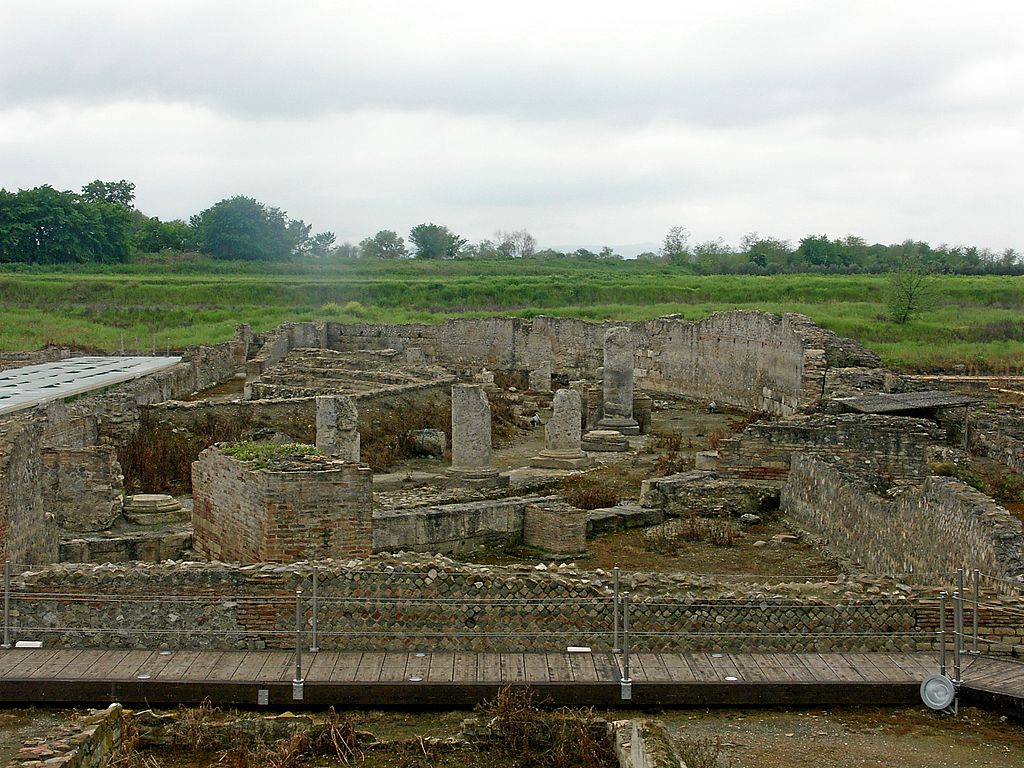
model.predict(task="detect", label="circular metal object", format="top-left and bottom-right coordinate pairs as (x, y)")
top-left (408, 676), bottom-right (423, 682)
top-left (724, 675), bottom-right (739, 682)
top-left (920, 674), bottom-right (956, 710)
top-left (137, 674), bottom-right (151, 680)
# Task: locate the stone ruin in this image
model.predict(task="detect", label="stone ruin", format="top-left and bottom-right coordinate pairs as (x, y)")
top-left (0, 309), bottom-right (1022, 598)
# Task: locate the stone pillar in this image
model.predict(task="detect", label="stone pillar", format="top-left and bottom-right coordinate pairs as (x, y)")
top-left (530, 389), bottom-right (593, 469)
top-left (447, 384), bottom-right (508, 487)
top-left (528, 361), bottom-right (552, 392)
top-left (597, 327), bottom-right (639, 434)
top-left (315, 395), bottom-right (360, 461)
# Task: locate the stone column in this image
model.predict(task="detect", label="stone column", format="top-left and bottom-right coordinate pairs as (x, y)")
top-left (597, 326), bottom-right (639, 435)
top-left (530, 389), bottom-right (593, 469)
top-left (316, 395), bottom-right (360, 461)
top-left (528, 361), bottom-right (552, 392)
top-left (447, 384), bottom-right (507, 487)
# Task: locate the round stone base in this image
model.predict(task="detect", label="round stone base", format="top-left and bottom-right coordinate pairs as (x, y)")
top-left (445, 468), bottom-right (510, 489)
top-left (581, 430), bottom-right (630, 452)
top-left (529, 450), bottom-right (594, 469)
top-left (122, 494), bottom-right (185, 525)
top-left (596, 417), bottom-right (640, 436)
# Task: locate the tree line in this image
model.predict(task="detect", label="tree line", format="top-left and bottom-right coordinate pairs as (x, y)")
top-left (1, 183), bottom-right (1020, 274)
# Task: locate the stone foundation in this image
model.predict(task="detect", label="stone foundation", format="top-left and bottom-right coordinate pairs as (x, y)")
top-left (524, 502), bottom-right (587, 557)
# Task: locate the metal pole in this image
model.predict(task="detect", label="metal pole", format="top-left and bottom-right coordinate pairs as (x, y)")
top-left (938, 591), bottom-right (947, 676)
top-left (293, 586), bottom-right (304, 700)
top-left (620, 591), bottom-right (632, 700)
top-left (971, 569), bottom-right (980, 655)
top-left (612, 566), bottom-right (621, 654)
top-left (953, 590), bottom-right (962, 685)
top-left (2, 561), bottom-right (10, 650)
top-left (310, 565), bottom-right (319, 653)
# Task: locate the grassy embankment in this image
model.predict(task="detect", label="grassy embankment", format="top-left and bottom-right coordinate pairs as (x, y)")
top-left (1, 258), bottom-right (1022, 371)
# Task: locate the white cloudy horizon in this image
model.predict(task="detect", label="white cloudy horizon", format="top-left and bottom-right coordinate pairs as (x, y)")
top-left (1, 1), bottom-right (1022, 252)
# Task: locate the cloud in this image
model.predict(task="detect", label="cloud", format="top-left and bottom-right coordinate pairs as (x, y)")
top-left (1, 1), bottom-right (1022, 250)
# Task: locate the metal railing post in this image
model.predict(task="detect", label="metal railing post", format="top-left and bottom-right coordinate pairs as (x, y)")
top-left (2, 561), bottom-right (10, 649)
top-left (971, 569), bottom-right (980, 655)
top-left (612, 566), bottom-right (621, 654)
top-left (620, 591), bottom-right (632, 700)
top-left (938, 591), bottom-right (947, 677)
top-left (952, 589), bottom-right (962, 685)
top-left (293, 586), bottom-right (304, 700)
top-left (310, 565), bottom-right (319, 653)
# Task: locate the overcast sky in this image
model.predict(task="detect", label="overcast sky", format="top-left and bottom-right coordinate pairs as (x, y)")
top-left (2, 1), bottom-right (1022, 253)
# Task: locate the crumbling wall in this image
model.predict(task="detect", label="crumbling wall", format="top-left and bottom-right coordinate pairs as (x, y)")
top-left (191, 447), bottom-right (373, 563)
top-left (0, 416), bottom-right (58, 564)
top-left (250, 311), bottom-right (879, 416)
top-left (782, 456), bottom-right (1024, 579)
top-left (716, 414), bottom-right (942, 485)
top-left (41, 446), bottom-right (123, 532)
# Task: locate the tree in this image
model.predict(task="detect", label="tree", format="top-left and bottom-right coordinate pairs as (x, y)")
top-left (81, 179), bottom-right (136, 208)
top-left (887, 258), bottom-right (936, 324)
top-left (493, 229), bottom-right (537, 258)
top-left (359, 230), bottom-right (407, 259)
top-left (306, 231), bottom-right (336, 258)
top-left (332, 242), bottom-right (360, 259)
top-left (191, 196), bottom-right (294, 260)
top-left (0, 185), bottom-right (132, 263)
top-left (131, 214), bottom-right (196, 252)
top-left (660, 226), bottom-right (691, 262)
top-left (408, 223), bottom-right (466, 259)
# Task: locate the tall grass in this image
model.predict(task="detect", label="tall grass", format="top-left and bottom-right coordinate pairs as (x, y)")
top-left (1, 260), bottom-right (1022, 370)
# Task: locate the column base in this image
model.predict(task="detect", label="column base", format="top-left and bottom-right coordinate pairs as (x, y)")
top-left (596, 416), bottom-right (640, 435)
top-left (445, 467), bottom-right (510, 489)
top-left (528, 450), bottom-right (594, 470)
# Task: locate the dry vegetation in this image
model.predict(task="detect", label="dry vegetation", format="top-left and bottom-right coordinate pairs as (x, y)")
top-left (643, 516), bottom-right (741, 551)
top-left (559, 466), bottom-right (645, 510)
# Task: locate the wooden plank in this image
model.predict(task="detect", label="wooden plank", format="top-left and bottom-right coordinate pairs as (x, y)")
top-left (500, 653), bottom-right (526, 683)
top-left (568, 652), bottom-right (598, 682)
top-left (204, 651), bottom-right (249, 681)
top-left (546, 652), bottom-right (573, 682)
top-left (5, 649), bottom-right (60, 678)
top-left (108, 650), bottom-right (158, 681)
top-left (378, 652), bottom-right (409, 682)
top-left (230, 652), bottom-right (272, 682)
top-left (0, 649), bottom-right (42, 676)
top-left (680, 652), bottom-right (718, 682)
top-left (182, 651), bottom-right (227, 681)
top-left (624, 653), bottom-right (646, 682)
top-left (78, 650), bottom-right (132, 680)
top-left (22, 650), bottom-right (83, 679)
top-left (636, 653), bottom-right (669, 682)
top-left (793, 653), bottom-right (842, 682)
top-left (774, 654), bottom-right (820, 682)
top-left (843, 653), bottom-right (891, 681)
top-left (354, 652), bottom-right (386, 682)
top-left (817, 653), bottom-right (866, 682)
top-left (524, 653), bottom-right (549, 683)
top-left (328, 653), bottom-right (363, 682)
top-left (159, 650), bottom-right (203, 681)
top-left (452, 652), bottom-right (478, 683)
top-left (253, 652), bottom-right (292, 683)
top-left (305, 651), bottom-right (339, 682)
top-left (748, 653), bottom-right (799, 682)
top-left (886, 653), bottom-right (936, 678)
top-left (705, 653), bottom-right (743, 681)
top-left (427, 652), bottom-right (455, 683)
top-left (406, 652), bottom-right (431, 681)
top-left (478, 653), bottom-right (503, 683)
top-left (593, 652), bottom-right (622, 683)
top-left (660, 653), bottom-right (697, 683)
top-left (729, 654), bottom-right (770, 683)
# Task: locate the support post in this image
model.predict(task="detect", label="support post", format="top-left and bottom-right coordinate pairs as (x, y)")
top-left (952, 589), bottom-right (963, 686)
top-left (310, 565), bottom-right (320, 653)
top-left (938, 591), bottom-right (947, 677)
top-left (612, 566), bottom-right (621, 654)
top-left (971, 568), bottom-right (980, 655)
top-left (293, 586), bottom-right (304, 700)
top-left (620, 591), bottom-right (632, 701)
top-left (2, 561), bottom-right (10, 649)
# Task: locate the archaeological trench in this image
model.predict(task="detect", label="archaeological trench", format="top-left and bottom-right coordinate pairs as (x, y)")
top-left (1, 311), bottom-right (1024, 666)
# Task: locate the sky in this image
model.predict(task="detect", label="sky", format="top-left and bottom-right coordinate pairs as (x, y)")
top-left (1, 1), bottom-right (1022, 253)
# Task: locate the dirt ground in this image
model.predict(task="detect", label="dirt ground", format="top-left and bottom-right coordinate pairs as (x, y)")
top-left (660, 706), bottom-right (1024, 768)
top-left (0, 708), bottom-right (79, 765)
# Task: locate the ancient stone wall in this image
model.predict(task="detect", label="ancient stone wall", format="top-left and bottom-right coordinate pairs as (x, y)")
top-left (7, 556), bottom-right (1021, 654)
top-left (523, 502), bottom-right (587, 556)
top-left (5, 704), bottom-right (124, 768)
top-left (782, 456), bottom-right (1024, 579)
top-left (250, 312), bottom-right (880, 416)
top-left (0, 416), bottom-right (58, 564)
top-left (41, 446), bottom-right (123, 532)
top-left (716, 414), bottom-right (942, 485)
top-left (192, 448), bottom-right (373, 563)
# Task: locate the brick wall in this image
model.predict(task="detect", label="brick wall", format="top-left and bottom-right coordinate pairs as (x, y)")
top-left (191, 447), bottom-right (373, 563)
top-left (523, 503), bottom-right (587, 556)
top-left (41, 446), bottom-right (123, 532)
top-left (0, 416), bottom-right (58, 564)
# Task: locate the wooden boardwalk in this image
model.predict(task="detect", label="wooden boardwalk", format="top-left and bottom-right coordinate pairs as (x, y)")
top-left (7, 648), bottom-right (1016, 710)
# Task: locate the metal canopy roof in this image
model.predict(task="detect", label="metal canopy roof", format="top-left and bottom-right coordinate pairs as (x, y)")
top-left (0, 356), bottom-right (182, 417)
top-left (835, 390), bottom-right (979, 414)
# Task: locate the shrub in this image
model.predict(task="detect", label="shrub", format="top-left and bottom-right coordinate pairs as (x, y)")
top-left (560, 467), bottom-right (642, 510)
top-left (643, 515), bottom-right (740, 552)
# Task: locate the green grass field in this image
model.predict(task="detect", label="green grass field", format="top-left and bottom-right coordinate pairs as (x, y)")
top-left (1, 259), bottom-right (1022, 371)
